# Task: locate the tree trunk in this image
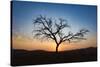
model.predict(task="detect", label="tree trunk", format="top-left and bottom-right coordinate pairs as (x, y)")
top-left (56, 44), bottom-right (59, 53)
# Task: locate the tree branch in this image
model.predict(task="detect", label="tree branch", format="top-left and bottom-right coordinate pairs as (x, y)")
top-left (62, 29), bottom-right (89, 43)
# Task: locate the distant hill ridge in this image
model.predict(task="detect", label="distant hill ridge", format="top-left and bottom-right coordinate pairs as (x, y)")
top-left (12, 47), bottom-right (97, 53)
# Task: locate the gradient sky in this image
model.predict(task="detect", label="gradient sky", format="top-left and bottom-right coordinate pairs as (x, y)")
top-left (12, 1), bottom-right (97, 51)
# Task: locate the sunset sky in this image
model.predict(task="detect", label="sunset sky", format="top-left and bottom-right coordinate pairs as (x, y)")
top-left (12, 1), bottom-right (97, 51)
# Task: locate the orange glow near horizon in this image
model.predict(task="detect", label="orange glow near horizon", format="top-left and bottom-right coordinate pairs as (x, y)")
top-left (12, 34), bottom-right (97, 52)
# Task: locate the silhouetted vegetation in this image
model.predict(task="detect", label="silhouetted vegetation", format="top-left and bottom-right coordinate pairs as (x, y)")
top-left (32, 15), bottom-right (89, 52)
top-left (11, 47), bottom-right (97, 66)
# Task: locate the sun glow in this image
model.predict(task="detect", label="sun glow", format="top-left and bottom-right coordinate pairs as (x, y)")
top-left (12, 33), bottom-right (97, 52)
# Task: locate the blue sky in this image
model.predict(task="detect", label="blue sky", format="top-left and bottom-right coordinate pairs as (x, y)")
top-left (12, 1), bottom-right (97, 39)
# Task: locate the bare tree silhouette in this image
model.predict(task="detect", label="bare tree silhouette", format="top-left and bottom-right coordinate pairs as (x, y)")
top-left (32, 15), bottom-right (89, 53)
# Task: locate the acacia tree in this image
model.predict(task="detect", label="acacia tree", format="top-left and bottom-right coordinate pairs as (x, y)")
top-left (32, 15), bottom-right (89, 53)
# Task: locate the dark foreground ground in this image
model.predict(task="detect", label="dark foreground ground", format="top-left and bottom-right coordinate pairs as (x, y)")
top-left (11, 47), bottom-right (97, 66)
